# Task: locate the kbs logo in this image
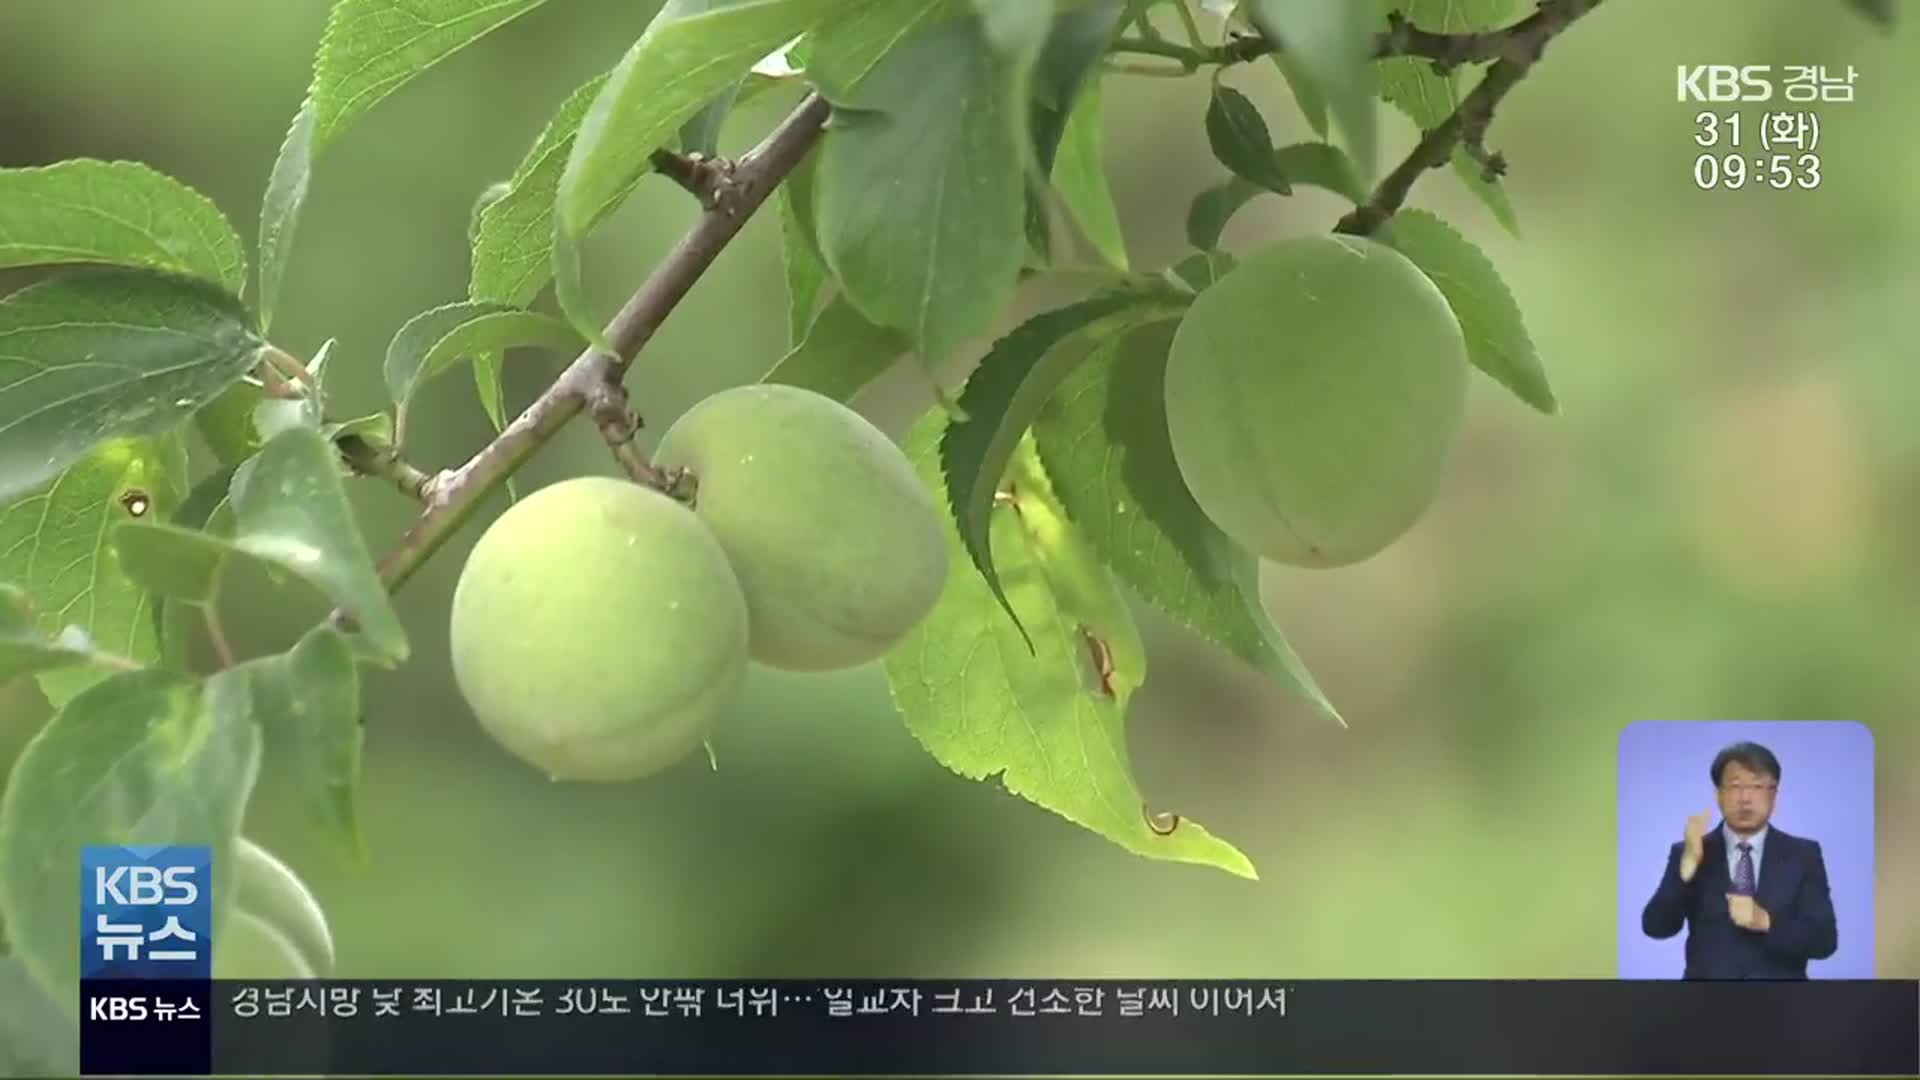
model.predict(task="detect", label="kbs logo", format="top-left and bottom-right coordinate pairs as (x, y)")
top-left (89, 995), bottom-right (150, 1021)
top-left (80, 845), bottom-right (213, 981)
top-left (95, 865), bottom-right (199, 906)
top-left (1678, 65), bottom-right (1773, 102)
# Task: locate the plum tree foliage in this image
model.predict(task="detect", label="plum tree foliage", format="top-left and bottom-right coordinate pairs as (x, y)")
top-left (0, 0), bottom-right (1892, 1020)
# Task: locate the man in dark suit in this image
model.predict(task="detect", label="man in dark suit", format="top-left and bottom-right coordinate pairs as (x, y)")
top-left (1641, 741), bottom-right (1838, 979)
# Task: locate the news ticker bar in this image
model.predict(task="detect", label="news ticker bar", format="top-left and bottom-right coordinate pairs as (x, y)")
top-left (78, 978), bottom-right (1918, 1077)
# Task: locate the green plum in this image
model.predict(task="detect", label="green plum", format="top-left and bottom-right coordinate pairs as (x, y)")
top-left (1163, 234), bottom-right (1468, 567)
top-left (651, 384), bottom-right (946, 672)
top-left (448, 477), bottom-right (749, 780)
top-left (214, 839), bottom-right (330, 979)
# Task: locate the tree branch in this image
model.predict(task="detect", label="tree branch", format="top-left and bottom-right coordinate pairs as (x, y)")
top-left (1335, 0), bottom-right (1606, 236)
top-left (327, 92), bottom-right (830, 632)
top-left (1110, 7), bottom-right (1541, 70)
top-left (335, 433), bottom-right (436, 503)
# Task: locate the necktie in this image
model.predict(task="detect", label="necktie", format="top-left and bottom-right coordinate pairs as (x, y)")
top-left (1733, 841), bottom-right (1755, 896)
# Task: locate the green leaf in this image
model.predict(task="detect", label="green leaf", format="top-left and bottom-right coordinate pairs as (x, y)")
top-left (885, 413), bottom-right (1255, 878)
top-left (0, 584), bottom-right (141, 685)
top-left (553, 0), bottom-right (855, 340)
top-left (470, 73), bottom-right (613, 312)
top-left (940, 293), bottom-right (1180, 642)
top-left (467, 72), bottom-right (621, 435)
top-left (0, 268), bottom-right (265, 504)
top-left (0, 160), bottom-right (246, 293)
top-left (241, 626), bottom-right (362, 855)
top-left (815, 10), bottom-right (1028, 369)
top-left (1051, 77), bottom-right (1128, 270)
top-left (151, 464), bottom-right (237, 672)
top-left (383, 300), bottom-right (584, 439)
top-left (1842, 0), bottom-right (1894, 29)
top-left (1379, 207), bottom-right (1552, 413)
top-left (679, 79), bottom-right (745, 158)
top-left (256, 99), bottom-right (315, 332)
top-left (258, 0), bottom-right (552, 329)
top-left (1374, 0), bottom-right (1518, 233)
top-left (0, 955), bottom-right (77, 1076)
top-left (324, 412), bottom-right (394, 448)
top-left (760, 293), bottom-right (909, 401)
top-left (1244, 0), bottom-right (1377, 182)
top-left (0, 435), bottom-right (187, 709)
top-left (1186, 177), bottom-right (1262, 251)
top-left (192, 382), bottom-right (270, 467)
top-left (1034, 318), bottom-right (1342, 724)
top-left (1271, 49), bottom-right (1330, 138)
top-left (778, 150), bottom-right (828, 347)
top-left (1186, 142), bottom-right (1363, 251)
top-left (0, 667), bottom-right (262, 1014)
top-left (310, 0), bottom-right (554, 151)
top-left (1274, 140), bottom-right (1366, 202)
top-left (805, 0), bottom-right (954, 94)
top-left (1168, 248), bottom-right (1236, 291)
top-left (114, 427), bottom-right (407, 663)
top-left (1204, 83), bottom-right (1291, 195)
top-left (973, 0), bottom-right (1055, 61)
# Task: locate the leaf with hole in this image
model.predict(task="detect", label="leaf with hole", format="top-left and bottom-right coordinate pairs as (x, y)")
top-left (113, 427), bottom-right (406, 663)
top-left (0, 269), bottom-right (264, 504)
top-left (1033, 318), bottom-right (1342, 724)
top-left (939, 293), bottom-right (1183, 642)
top-left (1379, 207), bottom-right (1552, 413)
top-left (885, 413), bottom-right (1256, 878)
top-left (0, 434), bottom-right (187, 709)
top-left (0, 667), bottom-right (261, 1014)
top-left (0, 160), bottom-right (246, 292)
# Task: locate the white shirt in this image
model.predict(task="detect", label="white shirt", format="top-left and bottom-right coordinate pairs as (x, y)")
top-left (1724, 823), bottom-right (1768, 887)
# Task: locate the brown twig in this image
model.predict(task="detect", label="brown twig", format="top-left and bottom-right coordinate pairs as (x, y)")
top-left (1335, 0), bottom-right (1606, 236)
top-left (649, 147), bottom-right (737, 211)
top-left (325, 93), bottom-right (830, 633)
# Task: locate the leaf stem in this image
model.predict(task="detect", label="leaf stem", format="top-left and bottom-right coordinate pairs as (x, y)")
top-left (1171, 0), bottom-right (1206, 51)
top-left (203, 604), bottom-right (235, 669)
top-left (1335, 0), bottom-right (1606, 236)
top-left (335, 433), bottom-right (436, 503)
top-left (326, 93), bottom-right (831, 625)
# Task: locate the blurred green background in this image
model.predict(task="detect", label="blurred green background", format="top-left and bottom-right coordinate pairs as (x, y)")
top-left (1, 0), bottom-right (1913, 983)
